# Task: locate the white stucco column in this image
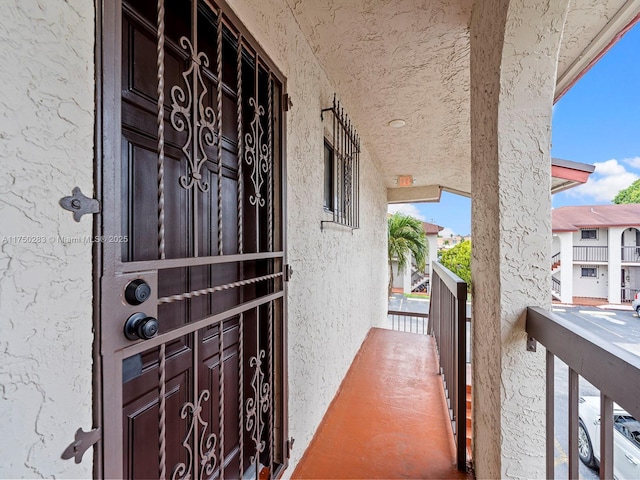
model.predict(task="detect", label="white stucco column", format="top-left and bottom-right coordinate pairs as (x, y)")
top-left (608, 227), bottom-right (624, 303)
top-left (559, 232), bottom-right (574, 304)
top-left (427, 235), bottom-right (438, 291)
top-left (470, 0), bottom-right (570, 477)
top-left (402, 251), bottom-right (412, 293)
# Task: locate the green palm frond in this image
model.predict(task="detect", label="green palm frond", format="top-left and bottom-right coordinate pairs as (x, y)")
top-left (388, 212), bottom-right (428, 273)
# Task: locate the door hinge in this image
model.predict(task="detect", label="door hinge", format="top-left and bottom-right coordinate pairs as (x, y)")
top-left (286, 437), bottom-right (295, 458)
top-left (61, 426), bottom-right (101, 464)
top-left (283, 93), bottom-right (292, 111)
top-left (284, 264), bottom-right (293, 282)
top-left (59, 187), bottom-right (100, 222)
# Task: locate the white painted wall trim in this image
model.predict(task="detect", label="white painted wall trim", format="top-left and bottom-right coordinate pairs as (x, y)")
top-left (608, 227), bottom-right (625, 303)
top-left (559, 232), bottom-right (574, 303)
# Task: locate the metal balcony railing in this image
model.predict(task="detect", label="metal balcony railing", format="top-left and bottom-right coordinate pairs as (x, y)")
top-left (622, 245), bottom-right (640, 263)
top-left (428, 261), bottom-right (468, 471)
top-left (411, 267), bottom-right (425, 283)
top-left (573, 246), bottom-right (608, 262)
top-left (621, 287), bottom-right (640, 303)
top-left (526, 307), bottom-right (640, 479)
top-left (552, 277), bottom-right (561, 295)
top-left (387, 310), bottom-right (429, 335)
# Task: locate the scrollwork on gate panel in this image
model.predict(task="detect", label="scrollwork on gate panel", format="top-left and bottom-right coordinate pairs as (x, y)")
top-left (171, 36), bottom-right (216, 192)
top-left (172, 390), bottom-right (217, 480)
top-left (244, 98), bottom-right (269, 207)
top-left (245, 350), bottom-right (271, 465)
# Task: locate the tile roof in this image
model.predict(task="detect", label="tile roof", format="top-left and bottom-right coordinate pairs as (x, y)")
top-left (552, 204), bottom-right (640, 232)
top-left (422, 221), bottom-right (444, 235)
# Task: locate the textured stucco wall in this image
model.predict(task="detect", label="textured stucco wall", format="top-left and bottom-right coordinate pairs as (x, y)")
top-left (0, 1), bottom-right (95, 478)
top-left (470, 0), bottom-right (570, 477)
top-left (225, 0), bottom-right (388, 473)
top-left (284, 0), bottom-right (471, 194)
top-left (556, 0), bottom-right (635, 95)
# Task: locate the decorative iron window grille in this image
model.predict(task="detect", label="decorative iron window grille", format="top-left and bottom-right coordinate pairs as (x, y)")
top-left (321, 95), bottom-right (360, 230)
top-left (323, 140), bottom-right (334, 211)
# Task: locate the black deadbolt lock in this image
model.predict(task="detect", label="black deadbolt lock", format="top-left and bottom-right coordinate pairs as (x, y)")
top-left (125, 279), bottom-right (151, 305)
top-left (124, 312), bottom-right (159, 340)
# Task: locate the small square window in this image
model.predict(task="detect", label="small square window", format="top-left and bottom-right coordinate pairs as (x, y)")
top-left (581, 229), bottom-right (597, 240)
top-left (581, 267), bottom-right (597, 278)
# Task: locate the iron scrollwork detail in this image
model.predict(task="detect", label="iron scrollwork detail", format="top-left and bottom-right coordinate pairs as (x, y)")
top-left (244, 98), bottom-right (269, 207)
top-left (172, 390), bottom-right (217, 480)
top-left (245, 350), bottom-right (271, 465)
top-left (171, 36), bottom-right (216, 192)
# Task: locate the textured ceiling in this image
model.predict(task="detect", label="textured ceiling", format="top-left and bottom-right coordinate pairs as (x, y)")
top-left (556, 0), bottom-right (635, 94)
top-left (286, 0), bottom-right (472, 192)
top-left (285, 0), bottom-right (639, 197)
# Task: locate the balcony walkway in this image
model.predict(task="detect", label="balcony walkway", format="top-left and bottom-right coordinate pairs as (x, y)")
top-left (292, 327), bottom-right (472, 479)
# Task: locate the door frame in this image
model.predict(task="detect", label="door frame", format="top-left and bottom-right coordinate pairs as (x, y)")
top-left (94, 1), bottom-right (289, 476)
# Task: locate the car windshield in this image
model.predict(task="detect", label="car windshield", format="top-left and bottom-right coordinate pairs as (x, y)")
top-left (615, 415), bottom-right (640, 448)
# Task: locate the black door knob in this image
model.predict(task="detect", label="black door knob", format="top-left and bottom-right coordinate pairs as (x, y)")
top-left (125, 279), bottom-right (151, 305)
top-left (124, 312), bottom-right (159, 340)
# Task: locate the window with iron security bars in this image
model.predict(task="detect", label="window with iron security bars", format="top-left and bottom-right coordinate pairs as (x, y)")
top-left (321, 95), bottom-right (360, 230)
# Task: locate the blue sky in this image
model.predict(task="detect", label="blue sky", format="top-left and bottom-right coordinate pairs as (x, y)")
top-left (389, 24), bottom-right (640, 237)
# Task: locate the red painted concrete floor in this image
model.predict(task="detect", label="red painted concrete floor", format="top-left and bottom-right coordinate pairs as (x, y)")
top-left (292, 328), bottom-right (473, 480)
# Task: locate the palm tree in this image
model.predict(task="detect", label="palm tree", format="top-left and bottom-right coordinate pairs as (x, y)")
top-left (388, 212), bottom-right (428, 296)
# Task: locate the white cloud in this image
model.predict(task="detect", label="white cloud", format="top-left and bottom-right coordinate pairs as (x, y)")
top-left (594, 159), bottom-right (627, 176)
top-left (623, 157), bottom-right (640, 169)
top-left (439, 227), bottom-right (457, 237)
top-left (387, 203), bottom-right (426, 221)
top-left (565, 159), bottom-right (639, 202)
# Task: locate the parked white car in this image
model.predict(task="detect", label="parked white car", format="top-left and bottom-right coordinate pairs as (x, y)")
top-left (579, 396), bottom-right (640, 479)
top-left (632, 293), bottom-right (640, 316)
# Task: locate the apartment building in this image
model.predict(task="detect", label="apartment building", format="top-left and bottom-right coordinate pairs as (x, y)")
top-left (391, 221), bottom-right (442, 294)
top-left (552, 204), bottom-right (640, 304)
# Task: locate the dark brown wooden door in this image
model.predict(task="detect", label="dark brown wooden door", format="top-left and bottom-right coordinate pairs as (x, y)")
top-left (99, 1), bottom-right (287, 478)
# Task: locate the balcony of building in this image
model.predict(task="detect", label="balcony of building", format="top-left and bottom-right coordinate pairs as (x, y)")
top-left (291, 260), bottom-right (640, 479)
top-left (294, 262), bottom-right (471, 479)
top-left (573, 246), bottom-right (609, 263)
top-left (622, 245), bottom-right (640, 264)
top-left (291, 328), bottom-right (472, 480)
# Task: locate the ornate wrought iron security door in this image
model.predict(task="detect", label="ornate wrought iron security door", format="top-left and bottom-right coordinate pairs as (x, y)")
top-left (98, 1), bottom-right (287, 478)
